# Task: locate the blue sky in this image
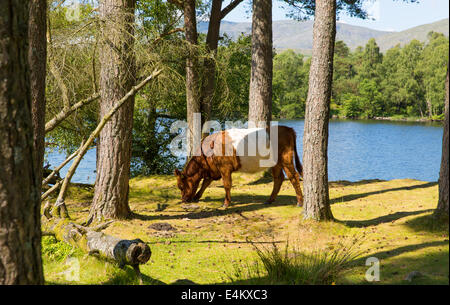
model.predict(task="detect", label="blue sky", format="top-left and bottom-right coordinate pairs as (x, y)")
top-left (222, 0), bottom-right (449, 32)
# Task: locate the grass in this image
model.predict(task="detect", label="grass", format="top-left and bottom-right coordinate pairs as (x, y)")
top-left (42, 172), bottom-right (449, 285)
top-left (228, 237), bottom-right (363, 285)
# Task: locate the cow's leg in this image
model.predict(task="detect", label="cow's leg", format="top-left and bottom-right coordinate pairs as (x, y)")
top-left (193, 178), bottom-right (213, 202)
top-left (265, 165), bottom-right (284, 204)
top-left (282, 163), bottom-right (304, 207)
top-left (220, 170), bottom-right (232, 208)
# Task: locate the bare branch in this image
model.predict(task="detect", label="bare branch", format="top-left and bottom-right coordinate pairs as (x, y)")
top-left (42, 142), bottom-right (86, 186)
top-left (153, 27), bottom-right (184, 44)
top-left (45, 93), bottom-right (100, 133)
top-left (220, 0), bottom-right (244, 20)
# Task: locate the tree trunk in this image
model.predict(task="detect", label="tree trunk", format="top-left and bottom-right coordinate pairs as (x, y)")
top-left (248, 0), bottom-right (272, 127)
top-left (302, 0), bottom-right (336, 221)
top-left (200, 0), bottom-right (222, 130)
top-left (435, 65), bottom-right (449, 218)
top-left (29, 0), bottom-right (47, 191)
top-left (90, 0), bottom-right (136, 222)
top-left (184, 0), bottom-right (201, 155)
top-left (0, 0), bottom-right (44, 284)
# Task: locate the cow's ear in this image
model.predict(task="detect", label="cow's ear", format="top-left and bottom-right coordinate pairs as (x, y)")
top-left (174, 169), bottom-right (181, 176)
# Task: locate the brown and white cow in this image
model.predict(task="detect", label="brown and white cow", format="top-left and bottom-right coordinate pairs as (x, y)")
top-left (174, 126), bottom-right (303, 208)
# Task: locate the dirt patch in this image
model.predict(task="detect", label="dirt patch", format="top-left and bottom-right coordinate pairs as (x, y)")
top-left (149, 222), bottom-right (177, 231)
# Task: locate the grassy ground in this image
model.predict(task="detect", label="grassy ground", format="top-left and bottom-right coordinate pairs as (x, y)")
top-left (42, 172), bottom-right (449, 285)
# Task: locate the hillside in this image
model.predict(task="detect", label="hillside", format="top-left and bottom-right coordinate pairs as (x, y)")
top-left (198, 18), bottom-right (449, 53)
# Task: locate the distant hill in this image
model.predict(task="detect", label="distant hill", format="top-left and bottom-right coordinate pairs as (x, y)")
top-left (198, 18), bottom-right (449, 54)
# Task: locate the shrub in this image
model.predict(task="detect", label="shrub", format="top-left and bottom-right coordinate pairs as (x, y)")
top-left (229, 238), bottom-right (362, 285)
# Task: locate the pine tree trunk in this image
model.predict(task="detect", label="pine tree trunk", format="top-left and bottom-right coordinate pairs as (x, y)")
top-left (435, 65), bottom-right (449, 218)
top-left (302, 0), bottom-right (336, 221)
top-left (200, 0), bottom-right (222, 130)
top-left (248, 0), bottom-right (272, 127)
top-left (0, 0), bottom-right (44, 284)
top-left (184, 0), bottom-right (201, 155)
top-left (90, 0), bottom-right (136, 221)
top-left (29, 0), bottom-right (47, 195)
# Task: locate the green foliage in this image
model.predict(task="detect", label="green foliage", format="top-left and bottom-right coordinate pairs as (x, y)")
top-left (341, 93), bottom-right (362, 118)
top-left (42, 236), bottom-right (78, 262)
top-left (213, 34), bottom-right (252, 120)
top-left (272, 50), bottom-right (308, 119)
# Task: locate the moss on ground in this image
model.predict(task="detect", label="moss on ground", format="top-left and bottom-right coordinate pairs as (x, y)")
top-left (42, 172), bottom-right (449, 285)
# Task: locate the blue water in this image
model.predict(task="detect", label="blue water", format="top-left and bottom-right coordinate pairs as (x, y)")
top-left (46, 119), bottom-right (443, 184)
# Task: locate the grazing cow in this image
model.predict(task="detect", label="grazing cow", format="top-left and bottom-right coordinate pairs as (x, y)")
top-left (174, 126), bottom-right (303, 208)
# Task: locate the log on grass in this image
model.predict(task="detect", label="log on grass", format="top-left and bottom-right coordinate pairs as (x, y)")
top-left (42, 218), bottom-right (151, 268)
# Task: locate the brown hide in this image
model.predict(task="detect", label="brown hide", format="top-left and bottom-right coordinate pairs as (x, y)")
top-left (174, 126), bottom-right (303, 207)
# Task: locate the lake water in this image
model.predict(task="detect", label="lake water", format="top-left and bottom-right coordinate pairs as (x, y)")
top-left (46, 119), bottom-right (443, 184)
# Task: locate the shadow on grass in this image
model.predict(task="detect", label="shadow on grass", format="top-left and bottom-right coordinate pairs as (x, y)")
top-left (330, 181), bottom-right (437, 205)
top-left (132, 194), bottom-right (300, 221)
top-left (338, 209), bottom-right (434, 228)
top-left (404, 213), bottom-right (449, 233)
top-left (353, 240), bottom-right (449, 265)
top-left (329, 179), bottom-right (386, 188)
top-left (101, 266), bottom-right (167, 285)
top-left (145, 239), bottom-right (284, 245)
top-left (351, 244), bottom-right (449, 285)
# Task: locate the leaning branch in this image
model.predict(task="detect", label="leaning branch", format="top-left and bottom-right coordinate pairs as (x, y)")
top-left (45, 93), bottom-right (100, 133)
top-left (220, 0), bottom-right (244, 20)
top-left (42, 143), bottom-right (84, 186)
top-left (51, 69), bottom-right (163, 217)
top-left (153, 27), bottom-right (184, 44)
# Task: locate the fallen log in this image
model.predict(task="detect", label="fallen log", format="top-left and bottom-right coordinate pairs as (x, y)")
top-left (42, 217), bottom-right (151, 282)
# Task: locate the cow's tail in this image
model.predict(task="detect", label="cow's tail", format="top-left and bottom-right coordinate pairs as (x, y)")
top-left (292, 130), bottom-right (303, 178)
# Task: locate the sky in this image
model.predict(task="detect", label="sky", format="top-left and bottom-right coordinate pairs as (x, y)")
top-left (222, 0), bottom-right (450, 32)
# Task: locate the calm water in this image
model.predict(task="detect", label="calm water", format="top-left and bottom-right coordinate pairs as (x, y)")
top-left (46, 119), bottom-right (443, 184)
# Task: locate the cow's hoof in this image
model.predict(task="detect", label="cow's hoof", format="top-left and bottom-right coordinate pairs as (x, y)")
top-left (192, 198), bottom-right (200, 203)
top-left (297, 202), bottom-right (303, 207)
top-left (222, 204), bottom-right (229, 209)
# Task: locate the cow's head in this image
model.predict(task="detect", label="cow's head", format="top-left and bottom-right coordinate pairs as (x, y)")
top-left (174, 169), bottom-right (199, 202)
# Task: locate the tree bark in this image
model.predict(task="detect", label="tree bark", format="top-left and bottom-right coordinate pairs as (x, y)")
top-left (302, 0), bottom-right (336, 221)
top-left (184, 0), bottom-right (201, 155)
top-left (199, 0), bottom-right (222, 130)
top-left (0, 0), bottom-right (44, 284)
top-left (90, 0), bottom-right (136, 222)
top-left (248, 0), bottom-right (272, 127)
top-left (435, 65), bottom-right (449, 218)
top-left (29, 0), bottom-right (47, 192)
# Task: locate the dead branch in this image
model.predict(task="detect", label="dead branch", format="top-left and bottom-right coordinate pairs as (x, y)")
top-left (41, 180), bottom-right (64, 201)
top-left (42, 143), bottom-right (85, 186)
top-left (45, 94), bottom-right (100, 133)
top-left (220, 0), bottom-right (244, 20)
top-left (153, 27), bottom-right (184, 44)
